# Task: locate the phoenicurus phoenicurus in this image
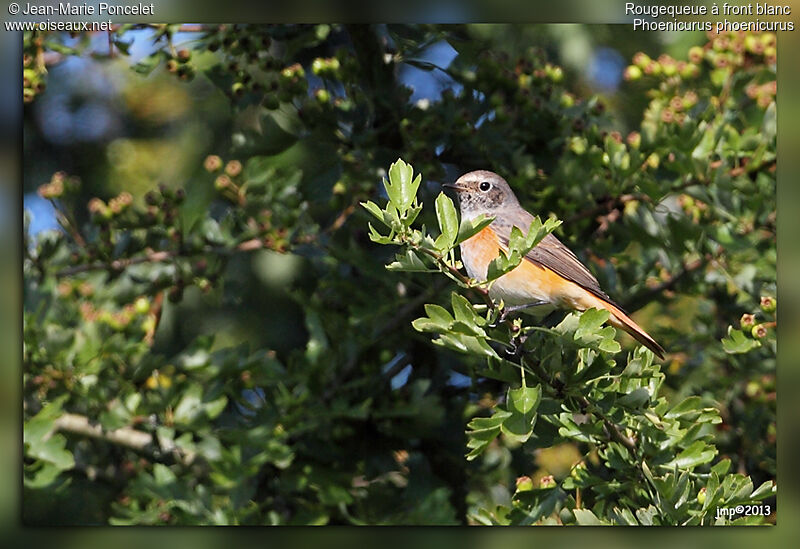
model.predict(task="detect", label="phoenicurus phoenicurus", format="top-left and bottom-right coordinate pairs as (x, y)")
top-left (444, 170), bottom-right (665, 359)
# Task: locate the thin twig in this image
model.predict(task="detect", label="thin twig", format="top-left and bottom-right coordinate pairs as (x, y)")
top-left (55, 237), bottom-right (267, 278)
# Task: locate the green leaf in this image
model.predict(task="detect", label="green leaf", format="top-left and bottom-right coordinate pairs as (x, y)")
top-left (305, 309), bottom-right (329, 364)
top-left (385, 158), bottom-right (421, 212)
top-left (635, 506), bottom-right (659, 526)
top-left (665, 441), bottom-right (717, 470)
top-left (434, 333), bottom-right (497, 358)
top-left (361, 201), bottom-right (385, 224)
top-left (25, 431), bottom-right (75, 474)
top-left (423, 304), bottom-right (453, 325)
top-left (598, 336), bottom-right (621, 354)
top-left (501, 384), bottom-right (541, 443)
top-left (617, 387), bottom-right (650, 409)
top-left (573, 509), bottom-right (608, 525)
top-left (153, 463), bottom-right (177, 485)
top-left (386, 249), bottom-right (431, 272)
top-left (721, 326), bottom-right (761, 354)
top-left (131, 53), bottom-right (161, 75)
top-left (23, 396), bottom-right (75, 476)
top-left (486, 217), bottom-right (561, 281)
top-left (174, 384), bottom-right (203, 425)
top-left (466, 409), bottom-right (512, 460)
top-left (467, 410), bottom-right (512, 438)
top-left (507, 224), bottom-right (528, 252)
top-left (761, 101), bottom-right (776, 141)
top-left (451, 292), bottom-right (484, 326)
top-left (200, 218), bottom-right (225, 245)
top-left (691, 122), bottom-right (717, 164)
top-left (204, 395), bottom-right (229, 420)
top-left (576, 308), bottom-right (609, 339)
top-left (449, 320), bottom-right (485, 337)
top-left (434, 193), bottom-right (459, 251)
top-left (665, 396), bottom-right (702, 418)
top-left (750, 480), bottom-right (776, 501)
top-left (486, 248), bottom-right (522, 281)
top-left (711, 458), bottom-right (731, 476)
top-left (25, 462), bottom-right (66, 489)
top-left (367, 223), bottom-right (392, 244)
top-left (507, 384), bottom-right (541, 416)
top-left (412, 305), bottom-right (455, 333)
top-left (455, 214), bottom-right (494, 245)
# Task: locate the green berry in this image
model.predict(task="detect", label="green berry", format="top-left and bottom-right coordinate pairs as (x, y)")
top-left (214, 174), bottom-right (232, 191)
top-left (751, 324), bottom-right (768, 339)
top-left (315, 88), bottom-right (330, 103)
top-left (515, 476), bottom-right (533, 492)
top-left (539, 475), bottom-right (556, 489)
top-left (134, 297), bottom-right (150, 315)
top-left (760, 296), bottom-right (776, 313)
top-left (624, 65), bottom-right (642, 81)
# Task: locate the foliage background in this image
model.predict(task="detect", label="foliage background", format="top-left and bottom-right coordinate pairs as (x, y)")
top-left (21, 22), bottom-right (777, 526)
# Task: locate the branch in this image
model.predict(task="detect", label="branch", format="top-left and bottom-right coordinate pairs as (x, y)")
top-left (566, 178), bottom-right (704, 226)
top-left (521, 353), bottom-right (638, 453)
top-left (54, 413), bottom-right (151, 450)
top-left (55, 237), bottom-right (267, 278)
top-left (53, 413), bottom-right (195, 466)
top-left (414, 245), bottom-right (494, 310)
top-left (110, 24), bottom-right (208, 33)
top-left (622, 253), bottom-right (711, 313)
top-left (566, 194), bottom-right (638, 225)
top-left (600, 416), bottom-right (638, 453)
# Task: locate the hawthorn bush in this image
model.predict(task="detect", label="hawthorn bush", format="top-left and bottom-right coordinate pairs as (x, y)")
top-left (23, 25), bottom-right (775, 525)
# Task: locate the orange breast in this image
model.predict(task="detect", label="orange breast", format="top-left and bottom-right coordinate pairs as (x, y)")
top-left (459, 226), bottom-right (502, 280)
top-left (460, 226), bottom-right (593, 308)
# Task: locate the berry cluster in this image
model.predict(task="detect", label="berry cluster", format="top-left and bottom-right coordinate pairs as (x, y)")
top-left (626, 32), bottom-right (776, 112)
top-left (625, 52), bottom-right (700, 81)
top-left (746, 80), bottom-right (777, 108)
top-left (200, 25), bottom-right (316, 107)
top-left (37, 171), bottom-right (80, 199)
top-left (739, 295), bottom-right (776, 340)
top-left (165, 48), bottom-right (196, 81)
top-left (22, 35), bottom-right (50, 105)
top-left (88, 192), bottom-right (133, 222)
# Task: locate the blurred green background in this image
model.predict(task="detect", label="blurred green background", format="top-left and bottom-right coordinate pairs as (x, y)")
top-left (21, 23), bottom-right (705, 356)
top-left (2, 0), bottom-right (797, 543)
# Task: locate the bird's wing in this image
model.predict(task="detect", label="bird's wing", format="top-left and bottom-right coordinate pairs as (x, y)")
top-left (494, 212), bottom-right (612, 302)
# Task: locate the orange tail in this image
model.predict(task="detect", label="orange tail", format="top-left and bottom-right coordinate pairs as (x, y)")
top-left (600, 300), bottom-right (665, 359)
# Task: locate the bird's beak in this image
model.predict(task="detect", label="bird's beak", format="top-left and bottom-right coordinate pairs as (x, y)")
top-left (442, 182), bottom-right (467, 192)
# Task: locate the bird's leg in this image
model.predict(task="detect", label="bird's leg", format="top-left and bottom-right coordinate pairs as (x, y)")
top-left (498, 300), bottom-right (550, 323)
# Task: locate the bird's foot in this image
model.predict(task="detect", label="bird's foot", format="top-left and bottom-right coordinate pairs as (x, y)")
top-left (506, 333), bottom-right (528, 359)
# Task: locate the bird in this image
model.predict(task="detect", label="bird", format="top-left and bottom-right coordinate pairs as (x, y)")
top-left (443, 170), bottom-right (665, 359)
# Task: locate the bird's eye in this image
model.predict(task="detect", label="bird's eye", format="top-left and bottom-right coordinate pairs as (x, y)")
top-left (479, 181), bottom-right (491, 192)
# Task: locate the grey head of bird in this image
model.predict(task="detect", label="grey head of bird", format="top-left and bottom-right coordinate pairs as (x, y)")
top-left (443, 170), bottom-right (522, 221)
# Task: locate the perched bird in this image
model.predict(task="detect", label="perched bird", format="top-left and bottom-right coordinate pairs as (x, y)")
top-left (444, 170), bottom-right (665, 358)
